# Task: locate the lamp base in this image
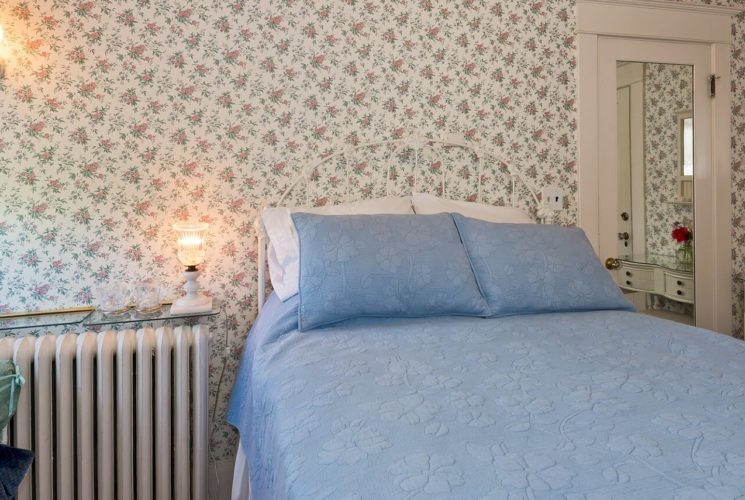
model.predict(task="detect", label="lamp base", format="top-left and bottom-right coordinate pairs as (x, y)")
top-left (170, 294), bottom-right (212, 315)
top-left (169, 269), bottom-right (213, 315)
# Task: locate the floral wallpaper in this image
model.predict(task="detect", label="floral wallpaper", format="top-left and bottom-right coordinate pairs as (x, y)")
top-left (642, 62), bottom-right (694, 257)
top-left (0, 0), bottom-right (744, 471)
top-left (729, 10), bottom-right (745, 342)
top-left (0, 0), bottom-right (578, 464)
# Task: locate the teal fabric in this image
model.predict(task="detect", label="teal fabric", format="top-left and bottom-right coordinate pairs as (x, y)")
top-left (0, 361), bottom-right (23, 434)
top-left (292, 213), bottom-right (487, 331)
top-left (452, 214), bottom-right (634, 316)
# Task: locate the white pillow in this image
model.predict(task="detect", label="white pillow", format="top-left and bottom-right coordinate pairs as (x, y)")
top-left (412, 192), bottom-right (534, 224)
top-left (262, 195), bottom-right (414, 300)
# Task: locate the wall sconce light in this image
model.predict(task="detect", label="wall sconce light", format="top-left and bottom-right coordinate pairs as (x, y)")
top-left (0, 25), bottom-right (5, 79)
top-left (170, 221), bottom-right (213, 315)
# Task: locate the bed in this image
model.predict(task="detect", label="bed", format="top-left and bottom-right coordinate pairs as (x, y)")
top-left (227, 135), bottom-right (745, 499)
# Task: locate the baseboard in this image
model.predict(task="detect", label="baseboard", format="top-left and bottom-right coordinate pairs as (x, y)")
top-left (209, 457), bottom-right (236, 500)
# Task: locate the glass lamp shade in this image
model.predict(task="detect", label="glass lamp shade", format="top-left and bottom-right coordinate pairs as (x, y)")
top-left (174, 221), bottom-right (209, 268)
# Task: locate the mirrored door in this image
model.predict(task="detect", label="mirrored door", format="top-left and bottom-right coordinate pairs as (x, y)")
top-left (615, 61), bottom-right (695, 325)
top-left (592, 37), bottom-right (720, 329)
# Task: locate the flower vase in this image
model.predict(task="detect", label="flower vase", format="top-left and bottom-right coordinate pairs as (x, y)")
top-left (676, 242), bottom-right (693, 265)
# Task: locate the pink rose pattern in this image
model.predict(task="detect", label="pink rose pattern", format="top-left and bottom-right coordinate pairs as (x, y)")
top-left (0, 0), bottom-right (742, 462)
top-left (642, 63), bottom-right (695, 317)
top-left (643, 63), bottom-right (694, 258)
top-left (730, 9), bottom-right (745, 342)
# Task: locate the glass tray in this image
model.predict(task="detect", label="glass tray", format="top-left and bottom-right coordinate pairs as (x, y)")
top-left (83, 300), bottom-right (221, 328)
top-left (0, 309), bottom-right (93, 332)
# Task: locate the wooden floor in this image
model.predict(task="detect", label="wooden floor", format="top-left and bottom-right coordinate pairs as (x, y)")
top-left (622, 291), bottom-right (695, 326)
top-left (642, 308), bottom-right (695, 326)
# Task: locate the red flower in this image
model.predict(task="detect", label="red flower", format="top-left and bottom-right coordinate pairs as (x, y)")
top-left (672, 222), bottom-right (693, 243)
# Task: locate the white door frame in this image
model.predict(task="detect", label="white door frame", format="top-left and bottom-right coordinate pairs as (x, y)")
top-left (576, 0), bottom-right (741, 334)
top-left (616, 63), bottom-right (645, 256)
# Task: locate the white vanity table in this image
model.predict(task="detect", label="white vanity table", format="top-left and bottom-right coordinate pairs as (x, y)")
top-left (616, 254), bottom-right (694, 305)
top-left (613, 254), bottom-right (695, 325)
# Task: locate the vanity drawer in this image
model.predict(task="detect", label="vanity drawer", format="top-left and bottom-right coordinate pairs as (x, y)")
top-left (664, 286), bottom-right (694, 303)
top-left (664, 272), bottom-right (694, 303)
top-left (617, 264), bottom-right (655, 291)
top-left (664, 273), bottom-right (694, 292)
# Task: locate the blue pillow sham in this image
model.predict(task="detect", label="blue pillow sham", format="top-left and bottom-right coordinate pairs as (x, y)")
top-left (452, 214), bottom-right (634, 316)
top-left (291, 213), bottom-right (488, 331)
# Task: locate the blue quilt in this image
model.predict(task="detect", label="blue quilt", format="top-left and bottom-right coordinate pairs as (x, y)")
top-left (227, 295), bottom-right (745, 499)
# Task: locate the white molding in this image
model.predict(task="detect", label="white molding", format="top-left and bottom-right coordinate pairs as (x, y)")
top-left (578, 0), bottom-right (744, 16)
top-left (577, 1), bottom-right (743, 44)
top-left (711, 42), bottom-right (734, 334)
top-left (577, 33), bottom-right (600, 250)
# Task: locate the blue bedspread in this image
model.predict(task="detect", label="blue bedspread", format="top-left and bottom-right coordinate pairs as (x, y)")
top-left (227, 295), bottom-right (745, 499)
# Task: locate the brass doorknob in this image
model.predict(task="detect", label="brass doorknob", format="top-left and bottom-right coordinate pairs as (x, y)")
top-left (605, 257), bottom-right (620, 270)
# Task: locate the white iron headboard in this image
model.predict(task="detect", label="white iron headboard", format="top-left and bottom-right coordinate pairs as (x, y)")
top-left (255, 133), bottom-right (553, 310)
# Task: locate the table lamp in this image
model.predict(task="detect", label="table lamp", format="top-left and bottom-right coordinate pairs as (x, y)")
top-left (170, 221), bottom-right (213, 315)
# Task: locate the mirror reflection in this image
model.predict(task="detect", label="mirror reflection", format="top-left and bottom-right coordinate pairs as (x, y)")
top-left (616, 61), bottom-right (694, 325)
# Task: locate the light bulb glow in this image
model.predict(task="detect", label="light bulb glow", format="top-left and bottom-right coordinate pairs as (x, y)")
top-left (174, 221), bottom-right (208, 267)
top-left (0, 25), bottom-right (4, 45)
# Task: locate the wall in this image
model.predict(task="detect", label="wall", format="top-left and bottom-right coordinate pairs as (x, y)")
top-left (0, 0), bottom-right (578, 463)
top-left (730, 10), bottom-right (745, 340)
top-left (1, 0), bottom-right (745, 471)
top-left (643, 62), bottom-right (694, 257)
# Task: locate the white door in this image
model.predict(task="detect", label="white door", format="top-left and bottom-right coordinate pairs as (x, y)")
top-left (616, 86), bottom-right (632, 256)
top-left (616, 62), bottom-right (646, 257)
top-left (596, 38), bottom-right (716, 329)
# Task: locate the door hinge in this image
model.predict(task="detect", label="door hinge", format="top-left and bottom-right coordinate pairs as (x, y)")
top-left (709, 74), bottom-right (719, 98)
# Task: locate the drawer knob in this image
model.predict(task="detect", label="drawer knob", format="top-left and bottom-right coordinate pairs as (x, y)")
top-left (677, 280), bottom-right (683, 286)
top-left (626, 271), bottom-right (632, 277)
top-left (626, 280), bottom-right (632, 286)
top-left (677, 290), bottom-right (683, 296)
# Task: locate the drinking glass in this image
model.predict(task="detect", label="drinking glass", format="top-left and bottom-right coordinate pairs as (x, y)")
top-left (94, 285), bottom-right (131, 316)
top-left (132, 281), bottom-right (162, 314)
